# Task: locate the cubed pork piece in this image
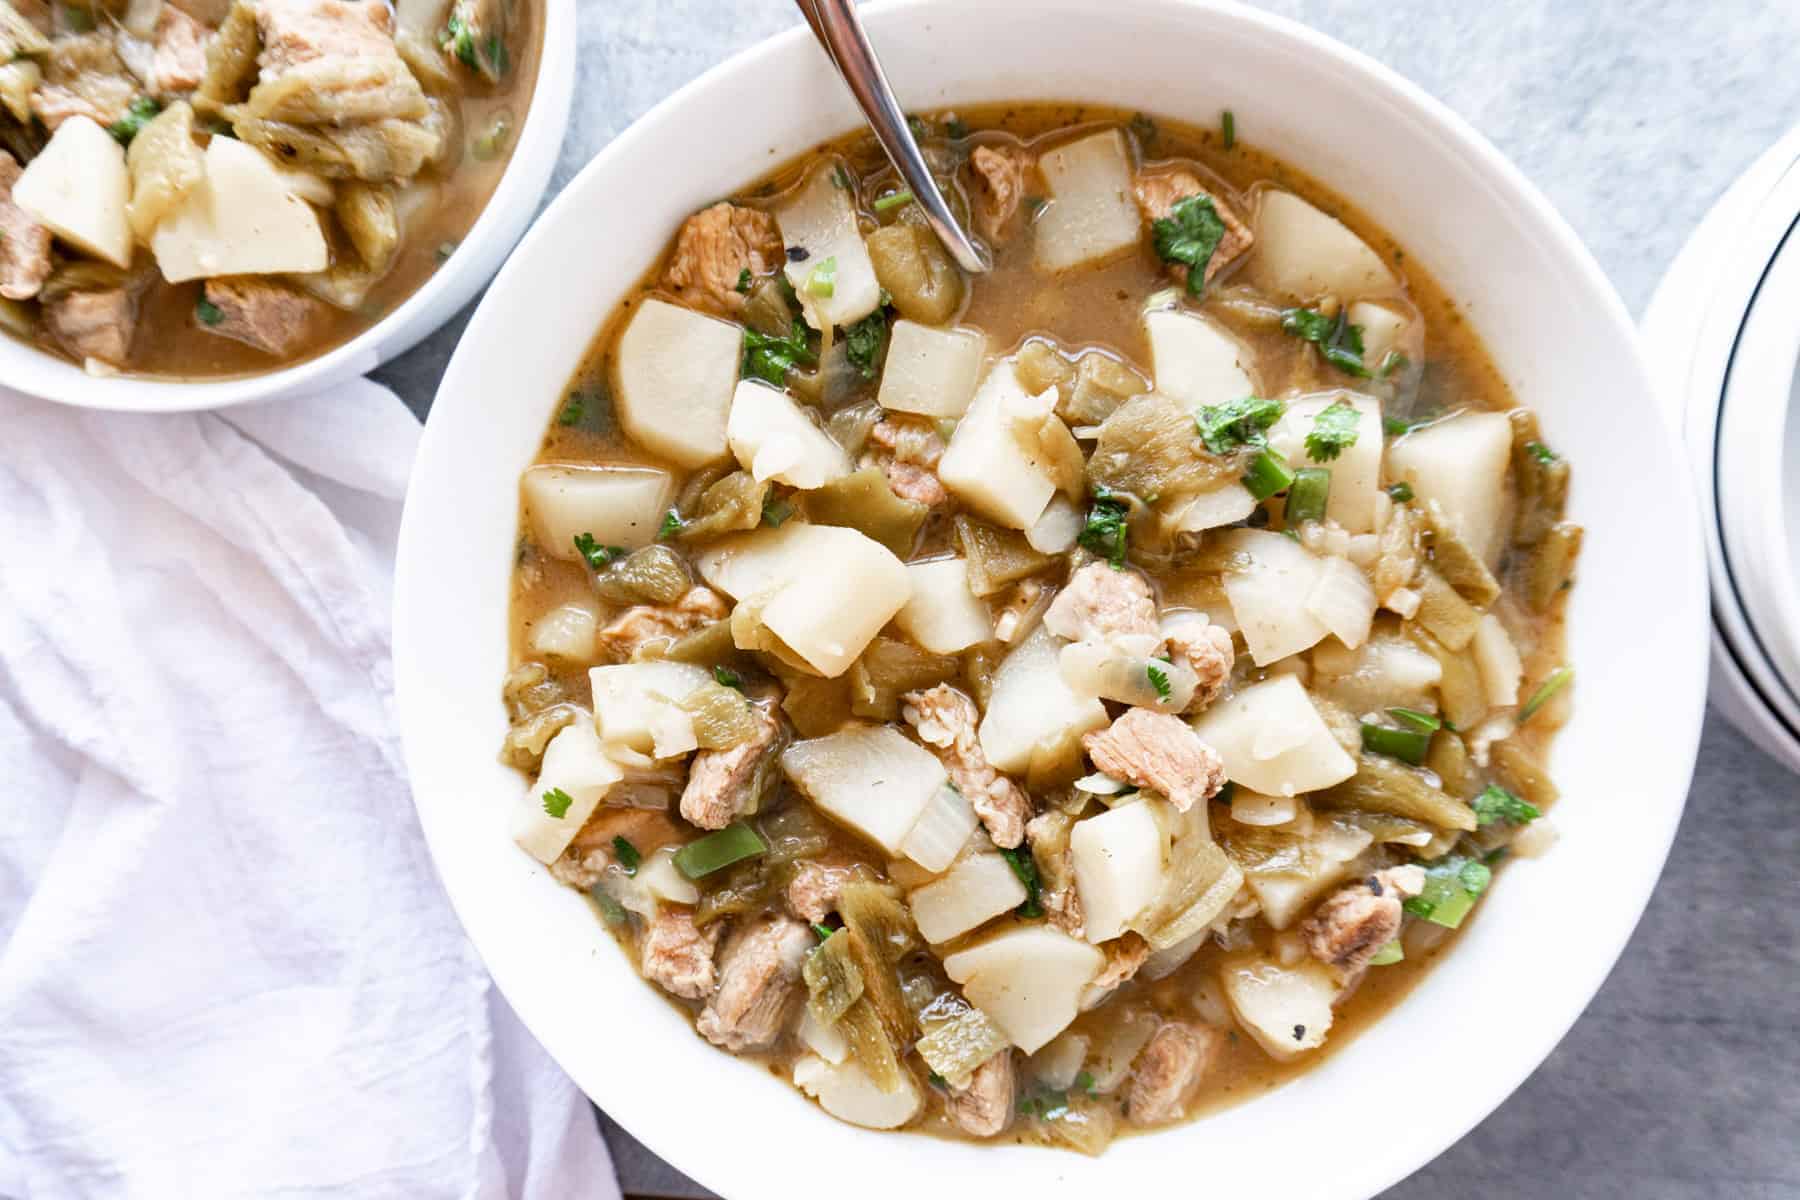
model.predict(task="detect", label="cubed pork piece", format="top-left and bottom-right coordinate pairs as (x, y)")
top-left (695, 915), bottom-right (813, 1051)
top-left (901, 683), bottom-right (1031, 848)
top-left (30, 34), bottom-right (136, 130)
top-left (969, 143), bottom-right (1033, 244)
top-left (256, 0), bottom-right (395, 76)
top-left (662, 201), bottom-right (784, 318)
top-left (200, 277), bottom-right (325, 356)
top-left (783, 861), bottom-right (859, 924)
top-left (1300, 864), bottom-right (1426, 975)
top-left (1081, 707), bottom-right (1226, 812)
top-left (0, 150), bottom-right (52, 300)
top-left (1164, 620), bottom-right (1234, 712)
top-left (1124, 1021), bottom-right (1225, 1126)
top-left (150, 4), bottom-right (209, 94)
top-left (597, 587), bottom-right (728, 662)
top-left (945, 1049), bottom-right (1015, 1138)
top-left (639, 906), bottom-right (722, 1001)
top-left (1133, 169), bottom-right (1253, 289)
top-left (679, 697), bottom-right (782, 830)
top-left (43, 281), bottom-right (142, 366)
top-left (1043, 561), bottom-right (1159, 646)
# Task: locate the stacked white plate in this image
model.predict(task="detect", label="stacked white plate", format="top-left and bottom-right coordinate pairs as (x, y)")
top-left (1644, 125), bottom-right (1800, 773)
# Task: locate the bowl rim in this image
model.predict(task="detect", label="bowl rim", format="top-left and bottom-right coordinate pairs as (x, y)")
top-left (0, 0), bottom-right (578, 415)
top-left (397, 1), bottom-right (1711, 1195)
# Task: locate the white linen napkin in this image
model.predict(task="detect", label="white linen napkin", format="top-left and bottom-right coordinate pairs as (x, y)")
top-left (0, 381), bottom-right (617, 1200)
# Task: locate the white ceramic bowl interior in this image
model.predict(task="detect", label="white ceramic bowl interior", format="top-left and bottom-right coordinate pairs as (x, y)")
top-left (394, 3), bottom-right (1710, 1197)
top-left (2, 0), bottom-right (576, 414)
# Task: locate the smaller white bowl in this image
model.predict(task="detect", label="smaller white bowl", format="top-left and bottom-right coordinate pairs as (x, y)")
top-left (0, 0), bottom-right (576, 414)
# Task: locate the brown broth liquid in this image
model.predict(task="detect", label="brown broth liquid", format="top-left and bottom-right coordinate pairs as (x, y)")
top-left (507, 102), bottom-right (1569, 1149)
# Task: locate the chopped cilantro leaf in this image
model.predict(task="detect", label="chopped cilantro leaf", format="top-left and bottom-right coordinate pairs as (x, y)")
top-left (713, 665), bottom-right (745, 690)
top-left (657, 509), bottom-right (684, 540)
top-left (1377, 349), bottom-right (1410, 379)
top-left (906, 114), bottom-right (930, 139)
top-left (844, 307), bottom-right (889, 379)
top-left (572, 533), bottom-right (625, 571)
top-left (1473, 783), bottom-right (1540, 827)
top-left (558, 392), bottom-right (585, 426)
top-left (945, 116), bottom-right (969, 140)
top-left (734, 267), bottom-right (753, 294)
top-left (108, 96), bottom-right (162, 146)
top-left (1146, 662), bottom-right (1172, 702)
top-left (1526, 440), bottom-right (1559, 465)
top-left (1000, 846), bottom-right (1043, 918)
top-left (1151, 194), bottom-right (1227, 297)
top-left (1387, 482), bottom-right (1414, 502)
top-left (611, 836), bottom-right (641, 875)
top-left (195, 296), bottom-right (224, 327)
top-left (1304, 398), bottom-right (1362, 462)
top-left (1077, 490), bottom-right (1131, 569)
top-left (927, 1071), bottom-right (949, 1089)
top-left (742, 318), bottom-right (815, 385)
top-left (761, 495), bottom-right (794, 527)
top-left (1196, 395), bottom-right (1284, 455)
top-left (812, 922), bottom-right (835, 942)
top-left (1281, 306), bottom-right (1370, 377)
top-left (541, 787), bottom-right (573, 819)
top-left (442, 14), bottom-right (478, 68)
top-left (1074, 1070), bottom-right (1097, 1096)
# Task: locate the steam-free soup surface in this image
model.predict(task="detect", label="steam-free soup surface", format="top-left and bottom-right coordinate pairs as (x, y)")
top-left (499, 104), bottom-right (1580, 1152)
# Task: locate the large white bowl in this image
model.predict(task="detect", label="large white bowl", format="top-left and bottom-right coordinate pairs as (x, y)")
top-left (394, 2), bottom-right (1710, 1196)
top-left (2, 0), bottom-right (576, 413)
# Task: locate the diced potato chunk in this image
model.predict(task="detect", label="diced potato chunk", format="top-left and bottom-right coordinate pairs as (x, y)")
top-left (726, 380), bottom-right (851, 489)
top-left (1305, 556), bottom-right (1377, 650)
top-left (522, 464), bottom-right (674, 558)
top-left (639, 847), bottom-right (700, 904)
top-left (776, 163), bottom-right (882, 328)
top-left (1239, 817), bottom-right (1372, 928)
top-left (893, 557), bottom-right (991, 654)
top-left (1385, 412), bottom-right (1513, 567)
top-left (149, 137), bottom-right (329, 281)
top-left (943, 925), bottom-right (1106, 1053)
top-left (1246, 190), bottom-right (1398, 303)
top-left (898, 781), bottom-right (980, 873)
top-left (1221, 955), bottom-right (1338, 1060)
top-left (528, 600), bottom-right (600, 662)
top-left (1167, 483), bottom-right (1257, 535)
top-left (1191, 675), bottom-right (1356, 797)
top-left (793, 1054), bottom-right (921, 1129)
top-left (1033, 129), bottom-right (1143, 273)
top-left (977, 624), bottom-right (1110, 778)
top-left (877, 321), bottom-right (985, 418)
top-left (909, 852), bottom-right (1027, 943)
top-left (1145, 307), bottom-right (1257, 411)
top-left (588, 661), bottom-right (712, 759)
top-left (614, 298), bottom-right (742, 468)
top-left (1472, 612), bottom-right (1523, 707)
top-left (1348, 300), bottom-right (1413, 373)
top-left (938, 360), bottom-right (1059, 530)
top-left (126, 101), bottom-right (205, 241)
top-left (1216, 529), bottom-right (1330, 665)
top-left (1027, 494), bottom-right (1083, 555)
top-left (1070, 801), bottom-right (1167, 943)
top-left (695, 523), bottom-right (911, 677)
top-left (781, 724), bottom-right (947, 854)
top-left (513, 719), bottom-right (623, 863)
top-left (1267, 393), bottom-right (1383, 533)
top-left (13, 116), bottom-right (132, 268)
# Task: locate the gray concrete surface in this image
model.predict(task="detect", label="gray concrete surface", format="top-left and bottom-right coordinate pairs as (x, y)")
top-left (376, 3), bottom-right (1800, 1196)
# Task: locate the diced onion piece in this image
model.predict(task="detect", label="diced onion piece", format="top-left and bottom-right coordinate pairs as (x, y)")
top-left (777, 164), bottom-right (883, 328)
top-left (1192, 675), bottom-right (1356, 797)
top-left (1221, 955), bottom-right (1339, 1059)
top-left (893, 557), bottom-right (991, 654)
top-left (528, 600), bottom-right (600, 662)
top-left (1305, 556), bottom-right (1377, 650)
top-left (1245, 190), bottom-right (1398, 303)
top-left (1348, 300), bottom-right (1414, 372)
top-left (1058, 640), bottom-right (1198, 711)
top-left (521, 464), bottom-right (674, 559)
top-left (909, 852), bottom-right (1028, 943)
top-left (726, 380), bottom-right (852, 489)
top-left (1141, 928), bottom-right (1209, 982)
top-left (13, 116), bottom-right (133, 268)
top-left (615, 297), bottom-right (742, 468)
top-left (1004, 385), bottom-right (1086, 498)
top-left (513, 719), bottom-right (623, 863)
top-left (1166, 482), bottom-right (1258, 535)
top-left (798, 1006), bottom-right (850, 1064)
top-left (1144, 307), bottom-right (1257, 411)
top-left (977, 624), bottom-right (1110, 778)
top-left (1385, 412), bottom-right (1513, 567)
top-left (1230, 789), bottom-right (1299, 827)
top-left (638, 847), bottom-right (700, 904)
top-left (1073, 771), bottom-right (1130, 796)
top-left (148, 135), bottom-right (327, 279)
top-left (877, 321), bottom-right (985, 417)
top-left (898, 782), bottom-right (980, 874)
top-left (781, 725), bottom-right (947, 854)
top-left (588, 661), bottom-right (712, 758)
top-left (943, 926), bottom-right (1105, 1053)
top-left (1085, 1007), bottom-right (1160, 1093)
top-left (1472, 613), bottom-right (1523, 707)
top-left (1267, 393), bottom-right (1384, 534)
top-left (938, 360), bottom-right (1059, 530)
top-left (695, 523), bottom-right (911, 677)
top-left (1027, 1032), bottom-right (1089, 1090)
top-left (1026, 493), bottom-right (1084, 555)
top-left (1509, 816), bottom-right (1559, 858)
top-left (794, 1054), bottom-right (921, 1129)
top-left (1216, 529), bottom-right (1331, 666)
top-left (1033, 129), bottom-right (1142, 272)
top-left (1070, 801), bottom-right (1168, 943)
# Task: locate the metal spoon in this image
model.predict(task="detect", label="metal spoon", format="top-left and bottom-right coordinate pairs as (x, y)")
top-left (795, 0), bottom-right (990, 274)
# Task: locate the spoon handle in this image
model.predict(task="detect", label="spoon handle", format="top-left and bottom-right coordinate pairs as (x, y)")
top-left (796, 0), bottom-right (990, 274)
